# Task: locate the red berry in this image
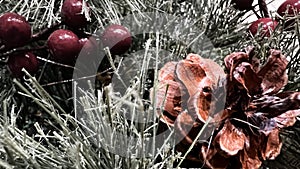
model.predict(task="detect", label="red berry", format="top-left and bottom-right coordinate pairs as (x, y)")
top-left (101, 24), bottom-right (132, 55)
top-left (0, 12), bottom-right (31, 49)
top-left (47, 29), bottom-right (81, 64)
top-left (277, 0), bottom-right (300, 17)
top-left (8, 52), bottom-right (39, 78)
top-left (61, 0), bottom-right (89, 29)
top-left (249, 18), bottom-right (278, 37)
top-left (78, 37), bottom-right (97, 56)
top-left (232, 0), bottom-right (254, 11)
top-left (277, 0), bottom-right (300, 28)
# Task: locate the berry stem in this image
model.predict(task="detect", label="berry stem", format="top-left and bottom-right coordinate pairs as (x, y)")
top-left (31, 22), bottom-right (62, 41)
top-left (258, 0), bottom-right (269, 18)
top-left (0, 46), bottom-right (47, 58)
top-left (251, 7), bottom-right (261, 19)
top-left (71, 28), bottom-right (91, 38)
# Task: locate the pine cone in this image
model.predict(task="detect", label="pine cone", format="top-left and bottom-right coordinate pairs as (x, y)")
top-left (151, 50), bottom-right (300, 169)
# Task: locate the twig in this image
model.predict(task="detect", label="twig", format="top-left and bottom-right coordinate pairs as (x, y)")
top-left (258, 0), bottom-right (269, 18)
top-left (176, 117), bottom-right (213, 168)
top-left (0, 46), bottom-right (47, 58)
top-left (31, 22), bottom-right (62, 41)
top-left (251, 7), bottom-right (261, 19)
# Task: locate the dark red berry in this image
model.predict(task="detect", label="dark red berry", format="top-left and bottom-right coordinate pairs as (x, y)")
top-left (61, 0), bottom-right (89, 29)
top-left (47, 29), bottom-right (81, 64)
top-left (249, 18), bottom-right (278, 37)
top-left (277, 0), bottom-right (300, 28)
top-left (0, 12), bottom-right (31, 49)
top-left (8, 52), bottom-right (39, 78)
top-left (101, 24), bottom-right (132, 55)
top-left (78, 37), bottom-right (97, 57)
top-left (277, 0), bottom-right (300, 17)
top-left (232, 0), bottom-right (254, 11)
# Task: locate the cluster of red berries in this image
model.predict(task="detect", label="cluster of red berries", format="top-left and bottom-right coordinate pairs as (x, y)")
top-left (0, 0), bottom-right (132, 78)
top-left (233, 0), bottom-right (300, 37)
